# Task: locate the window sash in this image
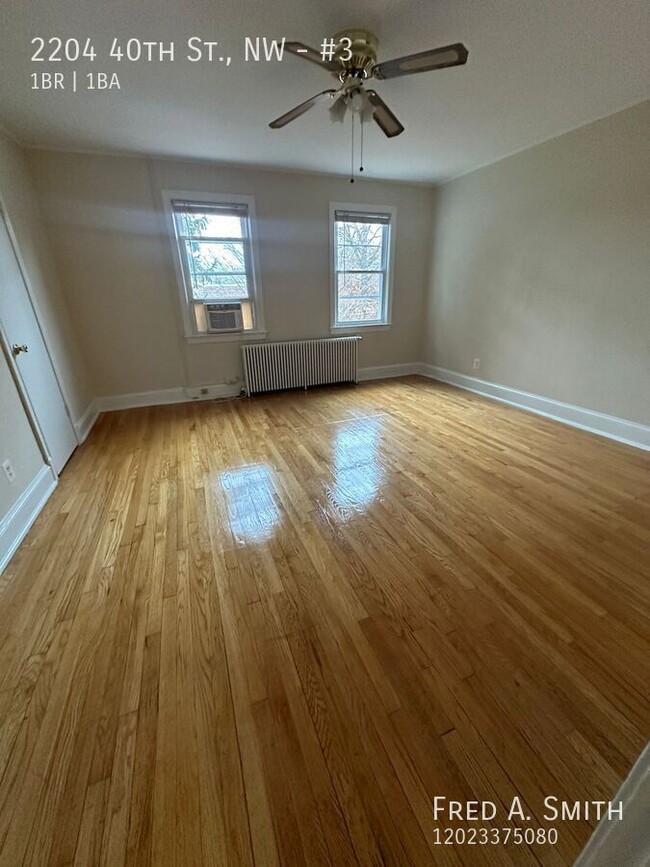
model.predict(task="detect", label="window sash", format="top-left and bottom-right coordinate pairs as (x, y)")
top-left (334, 214), bottom-right (391, 325)
top-left (179, 245), bottom-right (253, 300)
top-left (174, 204), bottom-right (254, 301)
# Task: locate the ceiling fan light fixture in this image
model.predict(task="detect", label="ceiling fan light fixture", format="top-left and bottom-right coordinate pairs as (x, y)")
top-left (349, 89), bottom-right (366, 114)
top-left (329, 96), bottom-right (348, 124)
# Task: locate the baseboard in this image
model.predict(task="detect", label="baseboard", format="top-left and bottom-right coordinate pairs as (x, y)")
top-left (358, 363), bottom-right (422, 382)
top-left (96, 382), bottom-right (242, 412)
top-left (183, 383), bottom-right (244, 401)
top-left (73, 399), bottom-right (99, 443)
top-left (0, 464), bottom-right (57, 574)
top-left (421, 365), bottom-right (650, 451)
top-left (88, 367), bottom-right (649, 451)
top-left (96, 370), bottom-right (426, 410)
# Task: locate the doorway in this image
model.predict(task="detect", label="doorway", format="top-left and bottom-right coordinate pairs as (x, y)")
top-left (0, 207), bottom-right (77, 474)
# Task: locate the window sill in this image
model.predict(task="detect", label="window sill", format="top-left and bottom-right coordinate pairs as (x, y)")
top-left (330, 323), bottom-right (392, 334)
top-left (186, 330), bottom-right (267, 345)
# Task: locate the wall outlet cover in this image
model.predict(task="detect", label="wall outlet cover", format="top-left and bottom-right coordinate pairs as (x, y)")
top-left (2, 459), bottom-right (16, 483)
top-left (473, 358), bottom-right (481, 370)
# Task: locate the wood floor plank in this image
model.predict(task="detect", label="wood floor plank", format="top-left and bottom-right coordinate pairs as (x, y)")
top-left (151, 594), bottom-right (177, 867)
top-left (0, 377), bottom-right (648, 866)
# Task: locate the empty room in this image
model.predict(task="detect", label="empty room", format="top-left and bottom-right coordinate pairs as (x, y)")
top-left (0, 0), bottom-right (648, 864)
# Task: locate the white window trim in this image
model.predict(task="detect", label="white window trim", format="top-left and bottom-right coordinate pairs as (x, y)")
top-left (162, 189), bottom-right (266, 340)
top-left (329, 201), bottom-right (396, 332)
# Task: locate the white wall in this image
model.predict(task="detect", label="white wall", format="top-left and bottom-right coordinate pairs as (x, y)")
top-left (26, 151), bottom-right (434, 398)
top-left (424, 101), bottom-right (650, 425)
top-left (11, 101), bottom-right (649, 433)
top-left (0, 130), bottom-right (91, 544)
top-left (0, 131), bottom-right (91, 423)
top-left (0, 351), bottom-right (45, 521)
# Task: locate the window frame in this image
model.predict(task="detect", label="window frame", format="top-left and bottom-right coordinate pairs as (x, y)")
top-left (162, 190), bottom-right (266, 341)
top-left (329, 202), bottom-right (396, 331)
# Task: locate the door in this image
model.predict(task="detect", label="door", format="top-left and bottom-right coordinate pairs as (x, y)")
top-left (0, 209), bottom-right (77, 474)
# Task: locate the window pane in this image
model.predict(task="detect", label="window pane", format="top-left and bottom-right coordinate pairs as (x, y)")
top-left (186, 240), bottom-right (246, 272)
top-left (190, 274), bottom-right (249, 300)
top-left (338, 297), bottom-right (381, 322)
top-left (184, 239), bottom-right (250, 299)
top-left (337, 272), bottom-right (382, 322)
top-left (337, 272), bottom-right (381, 298)
top-left (338, 242), bottom-right (382, 271)
top-left (336, 220), bottom-right (384, 248)
top-left (336, 220), bottom-right (384, 271)
top-left (175, 211), bottom-right (244, 239)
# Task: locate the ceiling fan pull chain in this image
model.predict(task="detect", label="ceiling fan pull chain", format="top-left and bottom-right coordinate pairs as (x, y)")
top-left (360, 116), bottom-right (365, 174)
top-left (350, 112), bottom-right (355, 183)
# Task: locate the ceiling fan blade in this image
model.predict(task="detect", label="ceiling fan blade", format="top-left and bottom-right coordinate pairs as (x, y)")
top-left (365, 90), bottom-right (404, 138)
top-left (269, 90), bottom-right (337, 129)
top-left (285, 42), bottom-right (340, 73)
top-left (373, 42), bottom-right (468, 80)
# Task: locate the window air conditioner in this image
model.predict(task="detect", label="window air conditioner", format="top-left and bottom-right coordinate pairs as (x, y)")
top-left (204, 302), bottom-right (243, 333)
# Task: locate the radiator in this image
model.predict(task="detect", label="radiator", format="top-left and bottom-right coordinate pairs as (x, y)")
top-left (242, 336), bottom-right (361, 395)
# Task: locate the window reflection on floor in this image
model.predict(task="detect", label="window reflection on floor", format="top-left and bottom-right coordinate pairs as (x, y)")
top-left (219, 464), bottom-right (280, 544)
top-left (327, 417), bottom-right (384, 513)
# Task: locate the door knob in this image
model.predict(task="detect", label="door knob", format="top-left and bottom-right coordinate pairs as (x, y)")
top-left (12, 344), bottom-right (29, 356)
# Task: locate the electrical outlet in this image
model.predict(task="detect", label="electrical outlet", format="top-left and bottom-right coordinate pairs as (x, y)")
top-left (2, 459), bottom-right (16, 484)
top-left (472, 358), bottom-right (481, 370)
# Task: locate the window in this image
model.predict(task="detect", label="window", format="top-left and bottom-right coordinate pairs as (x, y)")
top-left (164, 192), bottom-right (264, 338)
top-left (330, 204), bottom-right (395, 329)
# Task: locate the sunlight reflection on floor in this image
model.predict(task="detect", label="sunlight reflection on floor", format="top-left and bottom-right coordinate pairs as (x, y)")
top-left (327, 417), bottom-right (384, 514)
top-left (220, 463), bottom-right (280, 544)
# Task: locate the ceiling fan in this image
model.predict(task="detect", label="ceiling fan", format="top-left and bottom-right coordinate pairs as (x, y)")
top-left (269, 29), bottom-right (468, 138)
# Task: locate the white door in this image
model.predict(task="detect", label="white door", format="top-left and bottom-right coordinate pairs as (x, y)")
top-left (0, 210), bottom-right (77, 474)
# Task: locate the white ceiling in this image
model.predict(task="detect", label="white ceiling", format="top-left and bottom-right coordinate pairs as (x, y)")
top-left (1, 0), bottom-right (648, 183)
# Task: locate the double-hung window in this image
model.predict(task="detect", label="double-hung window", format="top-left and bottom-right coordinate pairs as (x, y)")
top-left (330, 204), bottom-right (395, 329)
top-left (164, 192), bottom-right (264, 337)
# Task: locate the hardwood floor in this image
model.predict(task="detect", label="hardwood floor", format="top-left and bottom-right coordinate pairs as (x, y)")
top-left (0, 376), bottom-right (648, 866)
